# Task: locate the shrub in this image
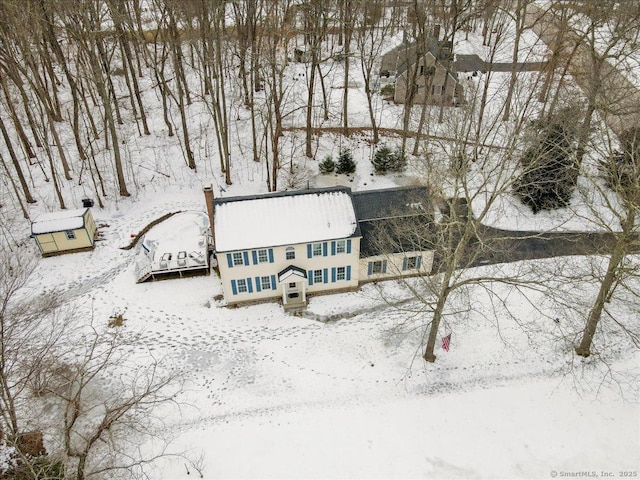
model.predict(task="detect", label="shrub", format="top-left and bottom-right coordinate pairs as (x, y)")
top-left (318, 155), bottom-right (336, 174)
top-left (513, 121), bottom-right (577, 214)
top-left (336, 149), bottom-right (356, 174)
top-left (372, 146), bottom-right (407, 174)
top-left (380, 83), bottom-right (395, 97)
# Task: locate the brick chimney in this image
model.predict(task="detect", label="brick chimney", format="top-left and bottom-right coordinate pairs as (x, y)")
top-left (203, 185), bottom-right (215, 247)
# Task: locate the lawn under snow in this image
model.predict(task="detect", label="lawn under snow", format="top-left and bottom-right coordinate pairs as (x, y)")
top-left (23, 209), bottom-right (640, 479)
top-left (3, 8), bottom-right (638, 479)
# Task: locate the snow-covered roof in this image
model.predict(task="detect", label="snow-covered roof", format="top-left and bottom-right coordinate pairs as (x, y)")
top-left (214, 187), bottom-right (360, 252)
top-left (31, 208), bottom-right (89, 235)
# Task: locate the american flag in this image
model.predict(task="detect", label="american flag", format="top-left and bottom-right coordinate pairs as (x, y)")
top-left (441, 334), bottom-right (452, 352)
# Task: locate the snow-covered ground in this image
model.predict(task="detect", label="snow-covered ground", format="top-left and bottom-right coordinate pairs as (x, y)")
top-left (2, 8), bottom-right (639, 479)
top-left (21, 210), bottom-right (639, 479)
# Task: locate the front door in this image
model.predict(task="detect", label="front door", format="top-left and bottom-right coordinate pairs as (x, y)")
top-left (287, 281), bottom-right (299, 300)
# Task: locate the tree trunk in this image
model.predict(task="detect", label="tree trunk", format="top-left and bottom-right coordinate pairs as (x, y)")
top-left (576, 215), bottom-right (635, 357)
top-left (0, 115), bottom-right (36, 203)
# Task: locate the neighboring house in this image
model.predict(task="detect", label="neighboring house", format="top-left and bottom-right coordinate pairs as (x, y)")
top-left (31, 208), bottom-right (97, 256)
top-left (204, 185), bottom-right (436, 309)
top-left (381, 37), bottom-right (463, 106)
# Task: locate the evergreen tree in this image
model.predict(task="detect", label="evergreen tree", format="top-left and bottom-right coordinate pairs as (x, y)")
top-left (319, 155), bottom-right (336, 174)
top-left (372, 146), bottom-right (406, 174)
top-left (336, 149), bottom-right (356, 174)
top-left (513, 121), bottom-right (577, 213)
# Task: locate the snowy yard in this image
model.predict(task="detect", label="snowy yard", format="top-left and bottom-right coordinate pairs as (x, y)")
top-left (21, 212), bottom-right (639, 479)
top-left (1, 3), bottom-right (638, 478)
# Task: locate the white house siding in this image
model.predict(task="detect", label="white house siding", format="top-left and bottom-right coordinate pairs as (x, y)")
top-left (219, 237), bottom-right (361, 305)
top-left (359, 250), bottom-right (434, 282)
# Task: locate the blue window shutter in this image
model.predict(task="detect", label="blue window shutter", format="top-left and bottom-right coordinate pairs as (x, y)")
top-left (252, 251), bottom-right (258, 265)
top-left (307, 244), bottom-right (312, 258)
top-left (243, 251), bottom-right (249, 266)
top-left (346, 265), bottom-right (351, 281)
top-left (322, 242), bottom-right (328, 256)
top-left (268, 249), bottom-right (274, 263)
top-left (346, 239), bottom-right (352, 254)
top-left (227, 254), bottom-right (233, 268)
top-left (308, 270), bottom-right (314, 286)
top-left (331, 267), bottom-right (336, 283)
top-left (382, 260), bottom-right (387, 273)
top-left (323, 268), bottom-right (328, 283)
top-left (270, 275), bottom-right (276, 290)
top-left (255, 276), bottom-right (261, 292)
top-left (331, 241), bottom-right (336, 256)
top-left (402, 257), bottom-right (408, 271)
top-left (417, 256), bottom-right (422, 269)
top-left (367, 262), bottom-right (373, 275)
top-left (247, 277), bottom-right (253, 293)
top-left (231, 280), bottom-right (237, 295)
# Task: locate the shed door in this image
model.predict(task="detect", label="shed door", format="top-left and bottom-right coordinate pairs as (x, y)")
top-left (38, 234), bottom-right (58, 253)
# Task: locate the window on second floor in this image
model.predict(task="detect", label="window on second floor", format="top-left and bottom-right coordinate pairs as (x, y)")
top-left (286, 247), bottom-right (295, 260)
top-left (312, 242), bottom-right (322, 256)
top-left (233, 252), bottom-right (244, 266)
top-left (257, 249), bottom-right (269, 263)
top-left (336, 240), bottom-right (346, 254)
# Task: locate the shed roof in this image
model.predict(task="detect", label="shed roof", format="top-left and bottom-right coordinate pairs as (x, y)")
top-left (31, 208), bottom-right (89, 235)
top-left (214, 187), bottom-right (360, 252)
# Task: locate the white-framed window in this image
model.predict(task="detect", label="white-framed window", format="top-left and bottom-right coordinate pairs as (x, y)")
top-left (312, 243), bottom-right (322, 256)
top-left (372, 260), bottom-right (383, 274)
top-left (313, 270), bottom-right (323, 284)
top-left (233, 252), bottom-right (244, 266)
top-left (65, 230), bottom-right (76, 240)
top-left (237, 279), bottom-right (248, 293)
top-left (286, 247), bottom-right (295, 260)
top-left (405, 256), bottom-right (419, 270)
top-left (336, 240), bottom-right (346, 254)
top-left (289, 282), bottom-right (296, 288)
top-left (257, 249), bottom-right (269, 263)
top-left (431, 85), bottom-right (443, 96)
top-left (336, 266), bottom-right (346, 281)
top-left (260, 276), bottom-right (271, 290)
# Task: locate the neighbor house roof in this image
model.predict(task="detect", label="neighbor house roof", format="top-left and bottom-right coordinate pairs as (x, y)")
top-left (214, 187), bottom-right (360, 252)
top-left (31, 208), bottom-right (89, 235)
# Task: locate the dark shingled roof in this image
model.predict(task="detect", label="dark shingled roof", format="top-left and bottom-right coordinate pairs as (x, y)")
top-left (352, 186), bottom-right (435, 257)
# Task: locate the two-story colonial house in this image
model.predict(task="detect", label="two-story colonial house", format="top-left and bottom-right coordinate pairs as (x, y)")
top-left (205, 186), bottom-right (361, 309)
top-left (204, 185), bottom-right (436, 309)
